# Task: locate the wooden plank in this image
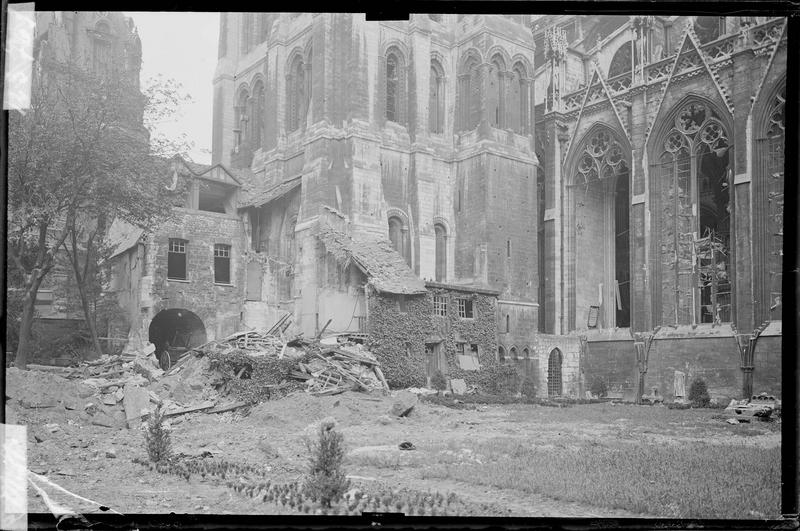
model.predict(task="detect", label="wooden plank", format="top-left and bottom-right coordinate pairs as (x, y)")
top-left (163, 402), bottom-right (216, 417)
top-left (206, 401), bottom-right (248, 414)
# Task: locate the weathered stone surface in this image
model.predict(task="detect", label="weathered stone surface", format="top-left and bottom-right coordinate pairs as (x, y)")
top-left (450, 378), bottom-right (467, 395)
top-left (389, 390), bottom-right (418, 417)
top-left (123, 384), bottom-right (151, 428)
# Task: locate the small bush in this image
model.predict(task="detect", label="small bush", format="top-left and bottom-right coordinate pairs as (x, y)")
top-left (520, 374), bottom-right (537, 399)
top-left (303, 418), bottom-right (350, 507)
top-left (589, 377), bottom-right (608, 398)
top-left (688, 378), bottom-right (710, 408)
top-left (144, 405), bottom-right (172, 463)
top-left (430, 370), bottom-right (448, 393)
top-left (477, 364), bottom-right (520, 396)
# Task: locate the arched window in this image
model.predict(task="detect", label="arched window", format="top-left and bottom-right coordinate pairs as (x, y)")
top-left (694, 16), bottom-right (724, 44)
top-left (510, 63), bottom-right (529, 134)
top-left (287, 56), bottom-right (306, 132)
top-left (506, 314), bottom-right (511, 333)
top-left (234, 88), bottom-right (250, 150)
top-left (488, 57), bottom-right (504, 128)
top-left (498, 345), bottom-right (506, 362)
top-left (385, 50), bottom-right (406, 123)
top-left (510, 346), bottom-right (518, 361)
top-left (608, 41), bottom-right (635, 79)
top-left (547, 348), bottom-right (563, 397)
top-left (523, 347), bottom-right (530, 359)
top-left (251, 81), bottom-right (265, 149)
top-left (434, 223), bottom-right (447, 281)
top-left (755, 84), bottom-right (785, 322)
top-left (388, 215), bottom-right (411, 266)
top-left (573, 128), bottom-right (631, 329)
top-left (458, 54), bottom-right (480, 131)
top-left (653, 102), bottom-right (731, 326)
top-left (429, 61), bottom-right (445, 134)
top-left (92, 21), bottom-right (112, 76)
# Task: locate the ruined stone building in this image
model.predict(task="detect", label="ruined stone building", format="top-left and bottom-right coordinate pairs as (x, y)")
top-left (103, 14), bottom-right (785, 400)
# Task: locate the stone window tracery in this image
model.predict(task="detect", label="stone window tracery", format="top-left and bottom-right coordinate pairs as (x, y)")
top-left (385, 49), bottom-right (407, 124)
top-left (654, 102), bottom-right (732, 326)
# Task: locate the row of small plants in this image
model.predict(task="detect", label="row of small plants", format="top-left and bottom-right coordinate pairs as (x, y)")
top-left (139, 405), bottom-right (479, 515)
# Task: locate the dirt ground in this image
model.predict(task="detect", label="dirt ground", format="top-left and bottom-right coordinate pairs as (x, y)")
top-left (5, 367), bottom-right (781, 520)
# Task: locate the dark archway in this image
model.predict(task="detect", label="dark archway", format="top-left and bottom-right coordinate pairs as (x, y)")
top-left (547, 348), bottom-right (563, 397)
top-left (148, 309), bottom-right (207, 368)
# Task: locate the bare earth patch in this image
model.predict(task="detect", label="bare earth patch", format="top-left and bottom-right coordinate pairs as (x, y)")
top-left (7, 368), bottom-right (781, 520)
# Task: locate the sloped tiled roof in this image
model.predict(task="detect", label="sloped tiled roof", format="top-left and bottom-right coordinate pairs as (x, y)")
top-left (238, 175), bottom-right (302, 208)
top-left (106, 218), bottom-right (144, 259)
top-left (315, 222), bottom-right (427, 295)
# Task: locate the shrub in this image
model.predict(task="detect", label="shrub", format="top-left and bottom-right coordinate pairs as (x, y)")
top-left (430, 370), bottom-right (448, 394)
top-left (520, 374), bottom-right (537, 400)
top-left (477, 364), bottom-right (519, 396)
top-left (303, 418), bottom-right (350, 507)
top-left (589, 377), bottom-right (608, 398)
top-left (144, 405), bottom-right (172, 463)
top-left (688, 378), bottom-right (711, 408)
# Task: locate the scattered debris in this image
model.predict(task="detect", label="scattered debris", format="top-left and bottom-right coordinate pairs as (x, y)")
top-left (398, 441), bottom-right (416, 451)
top-left (389, 390), bottom-right (418, 417)
top-left (725, 393), bottom-right (780, 420)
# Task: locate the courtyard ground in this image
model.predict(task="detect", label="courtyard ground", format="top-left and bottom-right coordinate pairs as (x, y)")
top-left (6, 367), bottom-right (781, 521)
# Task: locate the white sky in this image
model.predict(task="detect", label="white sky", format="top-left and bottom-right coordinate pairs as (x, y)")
top-left (128, 12), bottom-right (219, 164)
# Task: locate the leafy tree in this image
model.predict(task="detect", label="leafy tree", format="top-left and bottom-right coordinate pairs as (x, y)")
top-left (430, 369), bottom-right (448, 395)
top-left (8, 54), bottom-right (190, 366)
top-left (688, 378), bottom-right (711, 408)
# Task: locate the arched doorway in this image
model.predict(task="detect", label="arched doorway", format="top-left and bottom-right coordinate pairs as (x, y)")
top-left (547, 348), bottom-right (563, 397)
top-left (148, 309), bottom-right (207, 370)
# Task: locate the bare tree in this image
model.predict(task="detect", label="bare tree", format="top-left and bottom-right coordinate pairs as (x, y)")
top-left (8, 57), bottom-right (189, 367)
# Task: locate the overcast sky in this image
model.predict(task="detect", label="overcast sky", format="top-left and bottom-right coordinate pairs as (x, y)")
top-left (128, 12), bottom-right (219, 164)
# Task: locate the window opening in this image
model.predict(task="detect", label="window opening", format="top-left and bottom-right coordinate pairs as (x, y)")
top-left (433, 295), bottom-right (447, 317)
top-left (457, 298), bottom-right (473, 319)
top-left (547, 348), bottom-right (563, 397)
top-left (214, 244), bottom-right (231, 284)
top-left (434, 223), bottom-right (447, 282)
top-left (168, 239), bottom-right (187, 280)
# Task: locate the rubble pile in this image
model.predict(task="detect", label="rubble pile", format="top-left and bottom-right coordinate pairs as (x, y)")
top-left (12, 315), bottom-right (389, 431)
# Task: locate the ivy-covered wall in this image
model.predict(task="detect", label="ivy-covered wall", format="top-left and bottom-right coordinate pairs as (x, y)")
top-left (366, 286), bottom-right (501, 391)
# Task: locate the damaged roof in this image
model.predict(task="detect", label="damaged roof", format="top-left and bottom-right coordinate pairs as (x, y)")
top-left (106, 218), bottom-right (145, 259)
top-left (315, 223), bottom-right (427, 295)
top-left (238, 175), bottom-right (302, 208)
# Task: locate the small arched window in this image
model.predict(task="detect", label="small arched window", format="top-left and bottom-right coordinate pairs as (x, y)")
top-left (386, 51), bottom-right (406, 123)
top-left (498, 345), bottom-right (506, 362)
top-left (506, 314), bottom-right (511, 333)
top-left (251, 81), bottom-right (265, 149)
top-left (510, 346), bottom-right (518, 360)
top-left (388, 216), bottom-right (410, 266)
top-left (429, 61), bottom-right (445, 134)
top-left (234, 89), bottom-right (250, 150)
top-left (434, 223), bottom-right (447, 282)
top-left (488, 58), bottom-right (503, 128)
top-left (458, 55), bottom-right (481, 131)
top-left (608, 41), bottom-right (635, 79)
top-left (287, 56), bottom-right (306, 132)
top-left (510, 63), bottom-right (529, 134)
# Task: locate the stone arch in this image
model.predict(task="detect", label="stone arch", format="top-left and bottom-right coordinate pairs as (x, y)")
top-left (608, 40), bottom-right (634, 79)
top-left (387, 208), bottom-right (411, 266)
top-left (286, 51), bottom-right (308, 132)
top-left (487, 52), bottom-right (507, 128)
top-left (457, 47), bottom-right (483, 73)
top-left (498, 344), bottom-right (506, 362)
top-left (752, 76), bottom-right (786, 322)
top-left (647, 92), bottom-right (732, 156)
top-left (429, 57), bottom-right (446, 134)
top-left (148, 309), bottom-right (207, 370)
top-left (565, 123), bottom-right (632, 330)
top-left (234, 84), bottom-right (251, 149)
top-left (430, 50), bottom-right (449, 74)
top-left (509, 345), bottom-right (519, 360)
top-left (486, 47), bottom-right (511, 71)
top-left (649, 96), bottom-right (734, 326)
top-left (510, 59), bottom-right (532, 134)
top-left (250, 77), bottom-right (265, 149)
top-left (384, 44), bottom-right (409, 124)
top-left (510, 55), bottom-right (533, 78)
